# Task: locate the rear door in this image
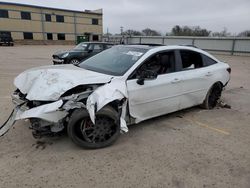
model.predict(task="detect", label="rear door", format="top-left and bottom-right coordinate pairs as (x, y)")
top-left (126, 50), bottom-right (183, 122)
top-left (177, 50), bottom-right (215, 109)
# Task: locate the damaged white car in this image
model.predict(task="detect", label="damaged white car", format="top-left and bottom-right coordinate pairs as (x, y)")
top-left (0, 45), bottom-right (231, 148)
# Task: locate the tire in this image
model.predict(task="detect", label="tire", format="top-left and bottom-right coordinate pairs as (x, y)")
top-left (67, 106), bottom-right (120, 149)
top-left (69, 59), bottom-right (80, 65)
top-left (201, 82), bottom-right (223, 109)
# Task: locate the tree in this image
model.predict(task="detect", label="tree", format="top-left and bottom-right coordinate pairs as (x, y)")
top-left (238, 30), bottom-right (250, 37)
top-left (211, 28), bottom-right (231, 37)
top-left (171, 25), bottom-right (211, 36)
top-left (142, 28), bottom-right (161, 36)
top-left (171, 25), bottom-right (182, 36)
top-left (123, 29), bottom-right (142, 36)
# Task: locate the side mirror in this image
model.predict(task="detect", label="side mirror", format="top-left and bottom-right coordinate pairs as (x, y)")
top-left (88, 49), bottom-right (93, 53)
top-left (136, 70), bottom-right (157, 85)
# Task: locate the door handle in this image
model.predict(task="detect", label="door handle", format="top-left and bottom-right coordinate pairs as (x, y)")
top-left (171, 78), bottom-right (181, 84)
top-left (205, 72), bottom-right (213, 76)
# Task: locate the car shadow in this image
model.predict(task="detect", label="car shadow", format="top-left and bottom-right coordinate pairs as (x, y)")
top-left (127, 106), bottom-right (203, 132)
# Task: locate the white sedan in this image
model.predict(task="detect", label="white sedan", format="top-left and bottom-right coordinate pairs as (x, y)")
top-left (0, 45), bottom-right (231, 148)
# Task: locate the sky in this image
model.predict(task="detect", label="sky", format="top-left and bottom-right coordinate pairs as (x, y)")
top-left (1, 0), bottom-right (250, 35)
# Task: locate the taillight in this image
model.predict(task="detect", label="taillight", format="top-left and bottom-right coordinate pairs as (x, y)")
top-left (227, 67), bottom-right (231, 74)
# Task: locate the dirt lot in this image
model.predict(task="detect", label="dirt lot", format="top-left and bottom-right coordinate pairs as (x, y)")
top-left (0, 45), bottom-right (250, 188)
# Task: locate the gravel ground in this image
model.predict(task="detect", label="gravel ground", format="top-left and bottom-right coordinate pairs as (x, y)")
top-left (0, 45), bottom-right (250, 188)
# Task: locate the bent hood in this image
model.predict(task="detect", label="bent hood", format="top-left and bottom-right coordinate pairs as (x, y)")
top-left (14, 64), bottom-right (113, 101)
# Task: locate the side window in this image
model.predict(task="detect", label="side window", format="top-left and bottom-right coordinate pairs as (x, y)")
top-left (21, 11), bottom-right (31, 20)
top-left (23, 32), bottom-right (33, 39)
top-left (57, 33), bottom-right (65, 40)
top-left (56, 15), bottom-right (64, 22)
top-left (130, 51), bottom-right (175, 79)
top-left (180, 50), bottom-right (203, 70)
top-left (47, 33), bottom-right (53, 40)
top-left (0, 10), bottom-right (9, 18)
top-left (202, 55), bottom-right (217, 66)
top-left (92, 35), bottom-right (99, 41)
top-left (88, 44), bottom-right (94, 50)
top-left (45, 14), bottom-right (51, 22)
top-left (92, 18), bottom-right (98, 25)
top-left (93, 44), bottom-right (103, 52)
top-left (105, 44), bottom-right (113, 49)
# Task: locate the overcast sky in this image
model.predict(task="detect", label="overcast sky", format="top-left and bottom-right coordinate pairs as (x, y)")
top-left (2, 0), bottom-right (250, 34)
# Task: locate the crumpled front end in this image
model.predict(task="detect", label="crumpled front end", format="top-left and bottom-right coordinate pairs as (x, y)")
top-left (0, 78), bottom-right (129, 139)
top-left (0, 64), bottom-right (130, 140)
top-left (0, 87), bottom-right (93, 138)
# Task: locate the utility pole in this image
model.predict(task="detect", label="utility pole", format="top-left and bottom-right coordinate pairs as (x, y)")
top-left (106, 27), bottom-right (109, 42)
top-left (120, 26), bottom-right (124, 44)
top-left (120, 26), bottom-right (123, 35)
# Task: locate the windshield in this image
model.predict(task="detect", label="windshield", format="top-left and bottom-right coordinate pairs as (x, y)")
top-left (74, 43), bottom-right (88, 50)
top-left (78, 46), bottom-right (148, 76)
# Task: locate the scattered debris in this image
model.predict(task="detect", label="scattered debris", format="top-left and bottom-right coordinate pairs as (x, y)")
top-left (217, 100), bottom-right (231, 109)
top-left (32, 140), bottom-right (53, 150)
top-left (13, 155), bottom-right (20, 158)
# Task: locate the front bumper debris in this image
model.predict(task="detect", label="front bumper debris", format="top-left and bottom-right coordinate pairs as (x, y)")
top-left (0, 99), bottom-right (68, 137)
top-left (0, 108), bottom-right (18, 136)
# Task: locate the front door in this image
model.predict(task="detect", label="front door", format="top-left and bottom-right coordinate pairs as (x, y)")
top-left (126, 51), bottom-right (183, 122)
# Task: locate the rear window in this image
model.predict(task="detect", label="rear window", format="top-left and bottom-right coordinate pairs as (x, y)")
top-left (202, 55), bottom-right (217, 66)
top-left (180, 50), bottom-right (203, 70)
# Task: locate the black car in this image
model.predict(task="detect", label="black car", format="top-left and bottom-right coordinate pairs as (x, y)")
top-left (52, 42), bottom-right (113, 65)
top-left (0, 33), bottom-right (14, 46)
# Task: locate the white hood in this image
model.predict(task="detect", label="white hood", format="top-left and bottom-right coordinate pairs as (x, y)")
top-left (14, 65), bottom-right (113, 101)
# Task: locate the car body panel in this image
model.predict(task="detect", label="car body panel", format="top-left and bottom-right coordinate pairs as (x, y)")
top-left (179, 62), bottom-right (229, 109)
top-left (127, 72), bottom-right (182, 122)
top-left (14, 64), bottom-right (114, 101)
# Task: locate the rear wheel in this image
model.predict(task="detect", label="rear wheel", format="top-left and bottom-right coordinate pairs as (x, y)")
top-left (67, 106), bottom-right (120, 149)
top-left (202, 82), bottom-right (223, 109)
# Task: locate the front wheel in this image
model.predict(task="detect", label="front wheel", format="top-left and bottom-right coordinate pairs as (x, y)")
top-left (67, 106), bottom-right (120, 149)
top-left (202, 82), bottom-right (223, 109)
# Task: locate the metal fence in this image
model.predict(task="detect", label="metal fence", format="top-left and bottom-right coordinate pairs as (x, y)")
top-left (103, 36), bottom-right (250, 55)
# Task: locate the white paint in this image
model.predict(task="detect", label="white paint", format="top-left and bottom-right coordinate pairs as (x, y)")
top-left (127, 72), bottom-right (182, 122)
top-left (86, 79), bottom-right (128, 132)
top-left (15, 100), bottom-right (67, 122)
top-left (14, 64), bottom-right (113, 101)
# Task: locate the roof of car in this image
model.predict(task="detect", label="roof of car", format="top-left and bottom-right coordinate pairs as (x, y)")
top-left (121, 44), bottom-right (199, 51)
top-left (81, 42), bottom-right (113, 45)
top-left (119, 44), bottom-right (218, 61)
top-left (122, 45), bottom-right (159, 50)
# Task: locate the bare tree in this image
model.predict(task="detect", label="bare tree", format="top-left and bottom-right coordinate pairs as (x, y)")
top-left (171, 25), bottom-right (210, 36)
top-left (123, 29), bottom-right (142, 36)
top-left (211, 28), bottom-right (231, 37)
top-left (238, 30), bottom-right (250, 37)
top-left (142, 28), bottom-right (161, 36)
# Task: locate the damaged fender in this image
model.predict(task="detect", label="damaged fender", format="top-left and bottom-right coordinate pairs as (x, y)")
top-left (86, 79), bottom-right (129, 132)
top-left (0, 109), bottom-right (18, 136)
